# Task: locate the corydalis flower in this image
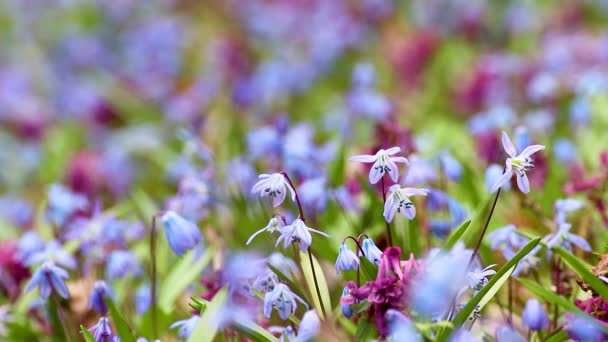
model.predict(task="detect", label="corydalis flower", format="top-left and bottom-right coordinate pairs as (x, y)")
top-left (251, 173), bottom-right (296, 207)
top-left (335, 243), bottom-right (359, 274)
top-left (25, 261), bottom-right (70, 299)
top-left (350, 147), bottom-right (408, 184)
top-left (263, 283), bottom-right (308, 320)
top-left (490, 131), bottom-right (545, 194)
top-left (383, 185), bottom-right (429, 222)
top-left (246, 216), bottom-right (284, 245)
top-left (275, 219), bottom-right (329, 252)
top-left (160, 211), bottom-right (203, 256)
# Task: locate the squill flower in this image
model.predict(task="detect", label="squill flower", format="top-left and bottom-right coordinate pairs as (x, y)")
top-left (564, 313), bottom-right (606, 342)
top-left (361, 238), bottom-right (383, 265)
top-left (25, 261), bottom-right (70, 299)
top-left (466, 264), bottom-right (497, 291)
top-left (275, 219), bottom-right (329, 252)
top-left (89, 280), bottom-right (113, 316)
top-left (170, 315), bottom-right (200, 339)
top-left (160, 211), bottom-right (203, 256)
top-left (335, 243), bottom-right (359, 274)
top-left (251, 173), bottom-right (296, 207)
top-left (383, 185), bottom-right (429, 222)
top-left (522, 298), bottom-right (549, 331)
top-left (263, 283), bottom-right (308, 320)
top-left (385, 309), bottom-right (421, 342)
top-left (349, 147), bottom-right (408, 184)
top-left (295, 310), bottom-right (320, 342)
top-left (340, 286), bottom-right (355, 318)
top-left (543, 223), bottom-right (591, 257)
top-left (246, 216), bottom-right (284, 245)
top-left (88, 317), bottom-right (114, 342)
top-left (490, 131), bottom-right (545, 194)
top-left (26, 240), bottom-right (77, 270)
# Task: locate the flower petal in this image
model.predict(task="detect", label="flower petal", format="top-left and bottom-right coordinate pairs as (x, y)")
top-left (384, 147), bottom-right (401, 155)
top-left (246, 227), bottom-right (268, 245)
top-left (490, 169), bottom-right (513, 193)
top-left (501, 131), bottom-right (517, 158)
top-left (349, 154), bottom-right (377, 163)
top-left (403, 204), bottom-right (416, 219)
top-left (402, 188), bottom-right (429, 197)
top-left (390, 156), bottom-right (409, 164)
top-left (383, 194), bottom-right (397, 223)
top-left (386, 159), bottom-right (399, 182)
top-left (369, 161), bottom-right (383, 184)
top-left (517, 173), bottom-right (530, 194)
top-left (520, 144), bottom-right (545, 158)
top-left (567, 233), bottom-right (591, 251)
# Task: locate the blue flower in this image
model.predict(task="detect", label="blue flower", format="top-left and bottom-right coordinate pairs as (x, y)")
top-left (360, 238), bottom-right (382, 265)
top-left (26, 240), bottom-right (77, 270)
top-left (89, 280), bottom-right (113, 316)
top-left (340, 287), bottom-right (354, 318)
top-left (522, 298), bottom-right (549, 331)
top-left (449, 329), bottom-right (481, 342)
top-left (543, 223), bottom-right (591, 258)
top-left (251, 173), bottom-right (296, 208)
top-left (25, 261), bottom-right (70, 299)
top-left (17, 231), bottom-right (45, 261)
top-left (106, 250), bottom-right (142, 281)
top-left (294, 310), bottom-right (320, 342)
top-left (349, 147), bottom-right (408, 184)
top-left (383, 185), bottom-right (429, 222)
top-left (565, 313), bottom-right (605, 342)
top-left (263, 283), bottom-right (307, 320)
top-left (135, 283), bottom-right (151, 315)
top-left (485, 164), bottom-right (511, 192)
top-left (385, 309), bottom-right (421, 342)
top-left (170, 315), bottom-right (199, 339)
top-left (439, 152), bottom-right (463, 181)
top-left (160, 211), bottom-right (203, 256)
top-left (246, 216), bottom-right (284, 246)
top-left (275, 219), bottom-right (329, 253)
top-left (45, 183), bottom-right (88, 227)
top-left (496, 325), bottom-right (525, 342)
top-left (335, 243), bottom-right (359, 274)
top-left (554, 139), bottom-right (578, 164)
top-left (88, 317), bottom-right (114, 342)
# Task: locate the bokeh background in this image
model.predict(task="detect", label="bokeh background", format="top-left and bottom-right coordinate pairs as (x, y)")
top-left (2, 0), bottom-right (608, 341)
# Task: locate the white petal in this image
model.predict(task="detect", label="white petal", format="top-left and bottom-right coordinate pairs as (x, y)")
top-left (349, 154), bottom-right (377, 163)
top-left (567, 233), bottom-right (591, 251)
top-left (490, 169), bottom-right (513, 193)
top-left (369, 161), bottom-right (383, 184)
top-left (246, 227), bottom-right (268, 245)
top-left (402, 187), bottom-right (429, 197)
top-left (403, 205), bottom-right (416, 219)
top-left (390, 156), bottom-right (409, 164)
top-left (251, 179), bottom-right (269, 193)
top-left (284, 178), bottom-right (297, 201)
top-left (307, 227), bottom-right (331, 237)
top-left (519, 144), bottom-right (545, 158)
top-left (383, 194), bottom-right (397, 222)
top-left (501, 131), bottom-right (517, 158)
top-left (384, 147), bottom-right (401, 155)
top-left (272, 188), bottom-right (287, 207)
top-left (516, 172), bottom-right (530, 194)
top-left (386, 159), bottom-right (399, 182)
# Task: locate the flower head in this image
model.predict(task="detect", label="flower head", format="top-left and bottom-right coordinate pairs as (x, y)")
top-left (89, 280), bottom-right (113, 316)
top-left (263, 283), bottom-right (308, 320)
top-left (335, 243), bottom-right (359, 274)
top-left (275, 219), bottom-right (329, 252)
top-left (106, 250), bottom-right (142, 281)
top-left (543, 223), bottom-right (591, 258)
top-left (565, 313), bottom-right (606, 342)
top-left (361, 238), bottom-right (383, 265)
top-left (246, 216), bottom-right (284, 245)
top-left (160, 211), bottom-right (203, 256)
top-left (490, 131), bottom-right (545, 194)
top-left (349, 147), bottom-right (408, 184)
top-left (295, 310), bottom-right (320, 342)
top-left (88, 317), bottom-right (114, 342)
top-left (25, 261), bottom-right (70, 299)
top-left (466, 264), bottom-right (496, 291)
top-left (251, 173), bottom-right (296, 207)
top-left (170, 315), bottom-right (199, 339)
top-left (383, 185), bottom-right (429, 222)
top-left (522, 298), bottom-right (549, 331)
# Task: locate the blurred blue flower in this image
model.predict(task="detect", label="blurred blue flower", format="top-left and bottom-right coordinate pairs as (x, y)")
top-left (294, 309), bottom-right (320, 342)
top-left (0, 196), bottom-right (33, 228)
top-left (485, 164), bottom-right (511, 191)
top-left (439, 152), bottom-right (463, 181)
top-left (247, 127), bottom-right (281, 160)
top-left (17, 231), bottom-right (45, 261)
top-left (335, 243), bottom-right (359, 274)
top-left (27, 240), bottom-right (77, 270)
top-left (89, 280), bottom-right (113, 316)
top-left (522, 298), bottom-right (549, 331)
top-left (528, 72), bottom-right (558, 103)
top-left (25, 261), bottom-right (70, 299)
top-left (450, 329), bottom-right (481, 342)
top-left (340, 286), bottom-right (354, 318)
top-left (106, 250), bottom-right (142, 281)
top-left (385, 309), bottom-right (421, 342)
top-left (554, 198), bottom-right (584, 225)
top-left (160, 211), bottom-right (203, 256)
top-left (263, 283), bottom-right (307, 320)
top-left (570, 96), bottom-right (591, 126)
top-left (496, 325), bottom-right (525, 342)
top-left (298, 177), bottom-right (328, 214)
top-left (565, 313), bottom-right (606, 342)
top-left (402, 155), bottom-right (437, 186)
top-left (170, 315), bottom-right (199, 339)
top-left (45, 183), bottom-right (88, 227)
top-left (543, 223), bottom-right (591, 257)
top-left (267, 252), bottom-right (298, 278)
top-left (135, 283), bottom-right (151, 315)
top-left (553, 139), bottom-right (578, 164)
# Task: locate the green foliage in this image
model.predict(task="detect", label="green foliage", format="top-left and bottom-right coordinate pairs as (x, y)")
top-left (106, 296), bottom-right (137, 342)
top-left (188, 288), bottom-right (228, 342)
top-left (555, 247), bottom-right (608, 299)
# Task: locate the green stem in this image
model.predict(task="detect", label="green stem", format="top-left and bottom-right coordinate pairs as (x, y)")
top-left (468, 188), bottom-right (501, 268)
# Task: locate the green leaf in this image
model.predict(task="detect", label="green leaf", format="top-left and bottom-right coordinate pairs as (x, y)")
top-left (438, 238), bottom-right (541, 341)
top-left (80, 325), bottom-right (96, 342)
top-left (106, 297), bottom-right (137, 342)
top-left (359, 256), bottom-right (378, 282)
top-left (159, 247), bottom-right (214, 313)
top-left (478, 265), bottom-right (515, 310)
top-left (266, 264), bottom-right (308, 303)
top-left (300, 250), bottom-right (332, 319)
top-left (443, 220), bottom-right (471, 250)
top-left (188, 287), bottom-right (229, 342)
top-left (355, 318), bottom-right (378, 342)
top-left (543, 330), bottom-right (570, 342)
top-left (555, 247), bottom-right (608, 299)
top-left (232, 320), bottom-right (279, 342)
top-left (517, 278), bottom-right (583, 314)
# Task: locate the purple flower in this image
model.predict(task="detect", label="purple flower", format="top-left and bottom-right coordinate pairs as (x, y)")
top-left (488, 225), bottom-right (528, 255)
top-left (543, 223), bottom-right (591, 257)
top-left (45, 183), bottom-right (88, 227)
top-left (565, 313), bottom-right (606, 342)
top-left (275, 219), bottom-right (329, 252)
top-left (350, 147), bottom-right (408, 184)
top-left (496, 325), bottom-right (525, 342)
top-left (490, 131), bottom-right (545, 194)
top-left (160, 211), bottom-right (203, 256)
top-left (295, 310), bottom-right (320, 342)
top-left (88, 317), bottom-right (114, 342)
top-left (466, 264), bottom-right (496, 291)
top-left (170, 315), bottom-right (199, 339)
top-left (522, 298), bottom-right (549, 331)
top-left (263, 283), bottom-right (307, 320)
top-left (25, 261), bottom-right (70, 299)
top-left (246, 216), bottom-right (284, 246)
top-left (439, 152), bottom-right (463, 181)
top-left (335, 243), bottom-right (359, 274)
top-left (251, 173), bottom-right (296, 208)
top-left (135, 283), bottom-right (151, 315)
top-left (17, 231), bottom-right (45, 261)
top-left (106, 250), bottom-right (142, 281)
top-left (298, 177), bottom-right (328, 214)
top-left (26, 240), bottom-right (77, 270)
top-left (89, 280), bottom-right (113, 316)
top-left (383, 185), bottom-right (429, 222)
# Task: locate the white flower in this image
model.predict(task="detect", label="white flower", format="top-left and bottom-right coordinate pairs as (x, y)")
top-left (349, 147), bottom-right (409, 184)
top-left (275, 219), bottom-right (329, 252)
top-left (335, 243), bottom-right (359, 274)
top-left (263, 283), bottom-right (308, 320)
top-left (466, 264), bottom-right (497, 290)
top-left (246, 216), bottom-right (284, 245)
top-left (490, 131), bottom-right (545, 194)
top-left (383, 185), bottom-right (429, 222)
top-left (251, 173), bottom-right (296, 207)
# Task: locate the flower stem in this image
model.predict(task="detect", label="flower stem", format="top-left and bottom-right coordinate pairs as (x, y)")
top-left (381, 177), bottom-right (394, 246)
top-left (150, 215), bottom-right (158, 339)
top-left (508, 276), bottom-right (513, 326)
top-left (51, 291), bottom-right (73, 342)
top-left (281, 172), bottom-right (306, 222)
top-left (467, 188), bottom-right (501, 268)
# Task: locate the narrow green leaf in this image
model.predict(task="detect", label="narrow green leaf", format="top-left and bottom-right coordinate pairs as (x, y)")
top-left (188, 288), bottom-right (229, 342)
top-left (232, 320), bottom-right (279, 342)
top-left (438, 238), bottom-right (541, 341)
top-left (300, 251), bottom-right (332, 319)
top-left (443, 220), bottom-right (471, 250)
top-left (355, 318), bottom-right (378, 341)
top-left (359, 257), bottom-right (378, 282)
top-left (478, 266), bottom-right (515, 310)
top-left (517, 278), bottom-right (583, 314)
top-left (543, 330), bottom-right (570, 342)
top-left (159, 247), bottom-right (214, 313)
top-left (106, 297), bottom-right (137, 342)
top-left (555, 247), bottom-right (608, 299)
top-left (80, 325), bottom-right (96, 342)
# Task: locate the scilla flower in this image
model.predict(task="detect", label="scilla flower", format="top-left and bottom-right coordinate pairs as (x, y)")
top-left (543, 223), bottom-right (591, 257)
top-left (490, 131), bottom-right (545, 194)
top-left (466, 264), bottom-right (497, 291)
top-left (88, 317), bottom-right (114, 342)
top-left (251, 173), bottom-right (296, 207)
top-left (170, 315), bottom-right (199, 339)
top-left (263, 283), bottom-right (308, 320)
top-left (160, 211), bottom-right (203, 256)
top-left (275, 219), bottom-right (329, 252)
top-left (349, 147), bottom-right (408, 184)
top-left (295, 310), bottom-right (320, 342)
top-left (335, 243), bottom-right (359, 274)
top-left (246, 216), bottom-right (284, 245)
top-left (383, 185), bottom-right (429, 222)
top-left (361, 238), bottom-right (383, 265)
top-left (25, 261), bottom-right (70, 299)
top-left (89, 280), bottom-right (113, 316)
top-left (522, 298), bottom-right (549, 331)
top-left (341, 286), bottom-right (355, 318)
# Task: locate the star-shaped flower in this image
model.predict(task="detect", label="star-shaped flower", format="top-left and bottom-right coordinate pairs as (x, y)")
top-left (383, 185), bottom-right (429, 222)
top-left (350, 147), bottom-right (408, 184)
top-left (251, 173), bottom-right (296, 207)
